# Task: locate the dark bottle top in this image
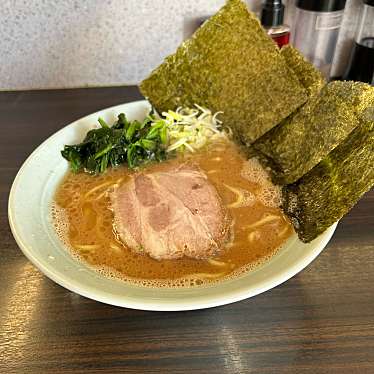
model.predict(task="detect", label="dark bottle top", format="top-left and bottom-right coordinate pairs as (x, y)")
top-left (296, 0), bottom-right (346, 12)
top-left (344, 38), bottom-right (374, 84)
top-left (261, 0), bottom-right (290, 48)
top-left (343, 1), bottom-right (374, 84)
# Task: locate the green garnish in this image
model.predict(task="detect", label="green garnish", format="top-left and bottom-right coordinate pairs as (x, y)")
top-left (61, 105), bottom-right (226, 174)
top-left (61, 113), bottom-right (167, 174)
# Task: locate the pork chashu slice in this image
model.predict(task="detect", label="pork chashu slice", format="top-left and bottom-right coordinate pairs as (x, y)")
top-left (111, 164), bottom-right (231, 260)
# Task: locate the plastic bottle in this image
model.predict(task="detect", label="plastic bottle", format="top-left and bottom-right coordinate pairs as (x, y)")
top-left (291, 0), bottom-right (347, 79)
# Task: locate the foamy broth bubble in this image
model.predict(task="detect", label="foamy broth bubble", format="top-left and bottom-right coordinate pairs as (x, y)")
top-left (241, 158), bottom-right (281, 208)
top-left (51, 203), bottom-right (70, 247)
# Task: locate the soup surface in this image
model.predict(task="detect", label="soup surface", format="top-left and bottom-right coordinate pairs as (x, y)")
top-left (53, 140), bottom-right (293, 287)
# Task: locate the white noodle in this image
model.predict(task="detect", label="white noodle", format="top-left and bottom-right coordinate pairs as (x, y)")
top-left (84, 181), bottom-right (116, 198)
top-left (245, 215), bottom-right (280, 229)
top-left (207, 259), bottom-right (228, 267)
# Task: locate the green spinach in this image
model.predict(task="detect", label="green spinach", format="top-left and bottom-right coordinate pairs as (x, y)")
top-left (61, 113), bottom-right (167, 174)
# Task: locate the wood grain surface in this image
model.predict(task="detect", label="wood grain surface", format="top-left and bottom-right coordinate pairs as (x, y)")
top-left (0, 87), bottom-right (373, 374)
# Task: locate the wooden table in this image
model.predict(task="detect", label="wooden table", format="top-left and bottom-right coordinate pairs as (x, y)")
top-left (1, 87), bottom-right (373, 374)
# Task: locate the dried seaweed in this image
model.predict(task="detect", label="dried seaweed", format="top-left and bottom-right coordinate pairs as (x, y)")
top-left (252, 45), bottom-right (326, 177)
top-left (280, 45), bottom-right (325, 97)
top-left (253, 81), bottom-right (374, 185)
top-left (282, 116), bottom-right (374, 243)
top-left (140, 0), bottom-right (307, 144)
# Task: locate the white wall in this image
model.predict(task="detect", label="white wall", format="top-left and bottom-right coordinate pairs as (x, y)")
top-left (0, 0), bottom-right (359, 90)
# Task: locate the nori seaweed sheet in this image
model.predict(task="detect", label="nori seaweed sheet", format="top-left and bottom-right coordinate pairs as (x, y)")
top-left (282, 115), bottom-right (374, 243)
top-left (253, 81), bottom-right (374, 185)
top-left (252, 45), bottom-right (326, 175)
top-left (280, 45), bottom-right (325, 97)
top-left (140, 0), bottom-right (307, 144)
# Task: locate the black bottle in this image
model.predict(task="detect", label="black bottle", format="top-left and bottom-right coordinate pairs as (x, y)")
top-left (344, 0), bottom-right (374, 84)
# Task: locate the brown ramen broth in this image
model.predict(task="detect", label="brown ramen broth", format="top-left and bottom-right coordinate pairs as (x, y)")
top-left (53, 139), bottom-right (293, 287)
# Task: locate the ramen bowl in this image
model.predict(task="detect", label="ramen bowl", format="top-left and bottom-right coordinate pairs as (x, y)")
top-left (8, 100), bottom-right (337, 311)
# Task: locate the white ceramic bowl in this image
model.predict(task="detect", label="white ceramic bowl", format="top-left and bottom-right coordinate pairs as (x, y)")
top-left (8, 100), bottom-right (337, 311)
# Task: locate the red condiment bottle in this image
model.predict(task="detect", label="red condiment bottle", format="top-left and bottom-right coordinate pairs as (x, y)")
top-left (261, 0), bottom-right (291, 48)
